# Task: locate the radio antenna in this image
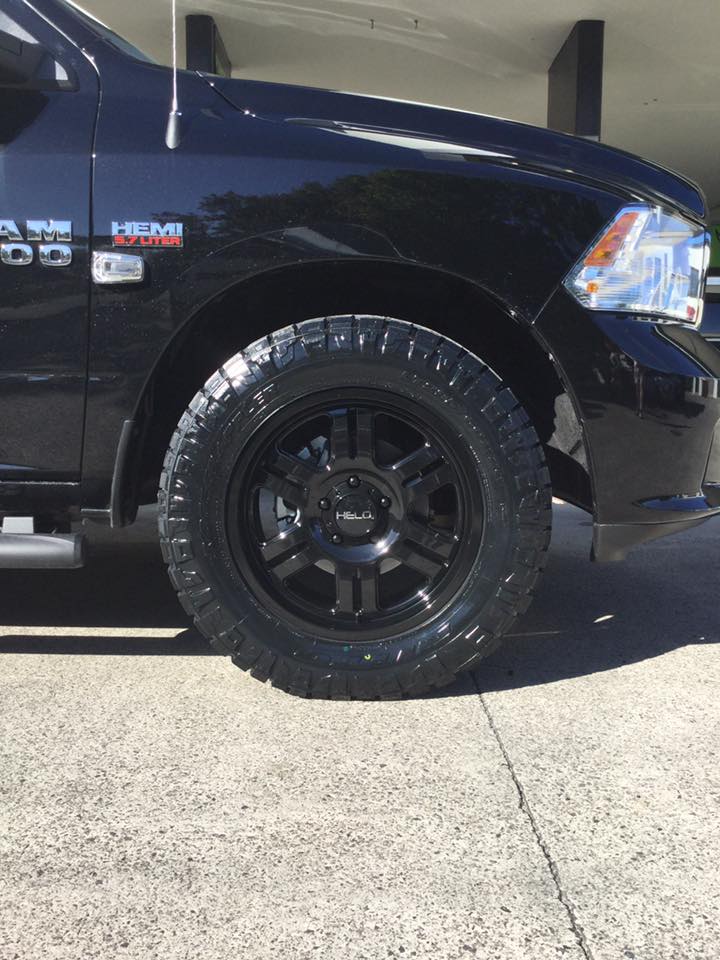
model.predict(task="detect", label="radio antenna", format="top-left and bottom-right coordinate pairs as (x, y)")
top-left (165, 0), bottom-right (182, 149)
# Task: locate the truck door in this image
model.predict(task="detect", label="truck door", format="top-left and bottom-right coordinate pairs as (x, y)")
top-left (0, 1), bottom-right (97, 481)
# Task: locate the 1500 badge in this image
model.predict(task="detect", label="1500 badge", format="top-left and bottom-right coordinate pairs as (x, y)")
top-left (0, 219), bottom-right (73, 267)
top-left (113, 221), bottom-right (184, 247)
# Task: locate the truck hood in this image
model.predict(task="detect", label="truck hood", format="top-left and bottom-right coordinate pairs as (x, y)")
top-left (208, 76), bottom-right (706, 222)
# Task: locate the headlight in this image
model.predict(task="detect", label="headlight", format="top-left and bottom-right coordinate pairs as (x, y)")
top-left (564, 204), bottom-right (710, 325)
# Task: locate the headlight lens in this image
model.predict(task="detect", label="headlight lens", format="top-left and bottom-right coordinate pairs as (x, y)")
top-left (564, 204), bottom-right (710, 325)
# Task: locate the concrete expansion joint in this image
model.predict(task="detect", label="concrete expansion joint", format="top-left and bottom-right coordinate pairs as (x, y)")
top-left (472, 675), bottom-right (596, 960)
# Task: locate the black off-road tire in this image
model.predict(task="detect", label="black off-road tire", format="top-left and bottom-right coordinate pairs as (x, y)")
top-left (159, 316), bottom-right (551, 699)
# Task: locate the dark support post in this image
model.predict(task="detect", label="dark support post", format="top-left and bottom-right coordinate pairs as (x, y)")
top-left (547, 20), bottom-right (604, 140)
top-left (186, 15), bottom-right (232, 77)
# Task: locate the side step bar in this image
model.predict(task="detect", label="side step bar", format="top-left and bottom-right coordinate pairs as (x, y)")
top-left (0, 533), bottom-right (86, 569)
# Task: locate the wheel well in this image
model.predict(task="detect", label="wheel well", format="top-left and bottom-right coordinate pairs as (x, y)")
top-left (126, 260), bottom-right (592, 519)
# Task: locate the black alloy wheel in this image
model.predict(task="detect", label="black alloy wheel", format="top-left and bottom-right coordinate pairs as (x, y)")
top-left (160, 316), bottom-right (551, 700)
top-left (227, 393), bottom-right (484, 642)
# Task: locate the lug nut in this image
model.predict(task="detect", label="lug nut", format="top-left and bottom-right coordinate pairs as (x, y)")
top-left (331, 533), bottom-right (343, 544)
top-left (348, 475), bottom-right (360, 488)
top-left (379, 496), bottom-right (391, 508)
top-left (318, 498), bottom-right (331, 511)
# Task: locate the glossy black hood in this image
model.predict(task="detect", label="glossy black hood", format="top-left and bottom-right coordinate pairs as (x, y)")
top-left (209, 76), bottom-right (706, 222)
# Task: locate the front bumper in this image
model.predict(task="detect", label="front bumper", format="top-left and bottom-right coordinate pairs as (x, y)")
top-left (700, 288), bottom-right (720, 350)
top-left (535, 288), bottom-right (720, 560)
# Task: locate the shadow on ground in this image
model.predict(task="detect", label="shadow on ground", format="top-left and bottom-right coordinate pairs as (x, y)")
top-left (0, 506), bottom-right (717, 689)
top-left (0, 514), bottom-right (207, 657)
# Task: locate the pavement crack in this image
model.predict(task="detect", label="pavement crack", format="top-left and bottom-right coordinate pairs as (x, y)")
top-left (472, 674), bottom-right (596, 960)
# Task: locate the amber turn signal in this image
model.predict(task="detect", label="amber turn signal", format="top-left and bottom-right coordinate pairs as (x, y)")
top-left (583, 211), bottom-right (641, 267)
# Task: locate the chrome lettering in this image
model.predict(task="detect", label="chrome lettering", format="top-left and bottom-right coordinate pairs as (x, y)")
top-left (0, 219), bottom-right (74, 268)
top-left (26, 220), bottom-right (72, 242)
top-left (0, 220), bottom-right (22, 241)
top-left (38, 244), bottom-right (73, 267)
top-left (151, 222), bottom-right (180, 236)
top-left (0, 243), bottom-right (34, 265)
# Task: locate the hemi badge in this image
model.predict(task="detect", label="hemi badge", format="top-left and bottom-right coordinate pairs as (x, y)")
top-left (112, 221), bottom-right (184, 248)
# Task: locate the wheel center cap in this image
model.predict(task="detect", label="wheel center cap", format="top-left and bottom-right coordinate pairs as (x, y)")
top-left (334, 493), bottom-right (377, 537)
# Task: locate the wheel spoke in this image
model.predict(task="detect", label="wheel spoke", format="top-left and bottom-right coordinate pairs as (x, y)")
top-left (334, 564), bottom-right (355, 614)
top-left (404, 518), bottom-right (456, 560)
top-left (269, 448), bottom-right (319, 487)
top-left (390, 540), bottom-right (446, 580)
top-left (355, 410), bottom-right (375, 461)
top-left (255, 469), bottom-right (307, 508)
top-left (330, 409), bottom-right (351, 462)
top-left (390, 444), bottom-right (444, 484)
top-left (357, 564), bottom-right (380, 614)
top-left (334, 563), bottom-right (381, 615)
top-left (260, 526), bottom-right (307, 564)
top-left (405, 462), bottom-right (455, 501)
top-left (268, 541), bottom-right (321, 582)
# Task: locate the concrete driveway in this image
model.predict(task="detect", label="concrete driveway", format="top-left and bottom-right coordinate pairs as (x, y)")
top-left (1, 504), bottom-right (718, 960)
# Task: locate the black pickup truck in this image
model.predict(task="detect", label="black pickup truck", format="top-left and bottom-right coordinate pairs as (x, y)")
top-left (1, 0), bottom-right (718, 699)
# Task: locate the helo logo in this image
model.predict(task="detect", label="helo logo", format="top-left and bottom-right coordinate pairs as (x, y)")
top-left (337, 510), bottom-right (375, 521)
top-left (112, 221), bottom-right (184, 248)
top-left (0, 219), bottom-right (73, 267)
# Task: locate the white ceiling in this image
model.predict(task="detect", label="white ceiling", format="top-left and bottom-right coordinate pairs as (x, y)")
top-left (83, 0), bottom-right (720, 214)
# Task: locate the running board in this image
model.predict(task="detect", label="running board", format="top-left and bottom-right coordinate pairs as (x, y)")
top-left (0, 532), bottom-right (86, 569)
